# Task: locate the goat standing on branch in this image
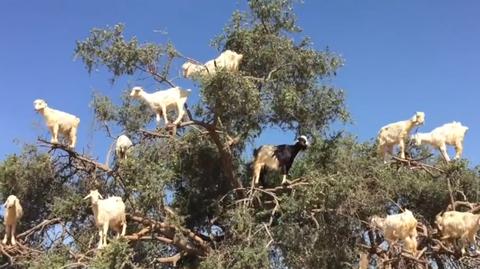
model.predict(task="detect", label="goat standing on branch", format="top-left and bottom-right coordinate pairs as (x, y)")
top-left (377, 112), bottom-right (425, 162)
top-left (370, 209), bottom-right (418, 255)
top-left (34, 99), bottom-right (80, 149)
top-left (2, 195), bottom-right (23, 246)
top-left (436, 210), bottom-right (480, 255)
top-left (130, 86), bottom-right (191, 127)
top-left (252, 136), bottom-right (309, 186)
top-left (84, 190), bottom-right (127, 249)
top-left (412, 121), bottom-right (468, 162)
top-left (115, 134), bottom-right (133, 160)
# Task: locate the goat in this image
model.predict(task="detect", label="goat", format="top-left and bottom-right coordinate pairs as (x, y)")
top-left (252, 136), bottom-right (309, 186)
top-left (84, 190), bottom-right (127, 249)
top-left (115, 135), bottom-right (133, 160)
top-left (182, 50), bottom-right (243, 78)
top-left (2, 195), bottom-right (23, 245)
top-left (377, 112), bottom-right (425, 162)
top-left (370, 209), bottom-right (418, 255)
top-left (412, 121), bottom-right (468, 162)
top-left (436, 211), bottom-right (480, 255)
top-left (34, 99), bottom-right (80, 149)
top-left (130, 86), bottom-right (191, 127)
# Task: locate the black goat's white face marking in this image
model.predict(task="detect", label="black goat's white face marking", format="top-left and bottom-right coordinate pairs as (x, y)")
top-left (296, 135), bottom-right (309, 147)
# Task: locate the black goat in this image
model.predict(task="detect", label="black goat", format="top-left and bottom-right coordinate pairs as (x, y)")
top-left (252, 135), bottom-right (309, 186)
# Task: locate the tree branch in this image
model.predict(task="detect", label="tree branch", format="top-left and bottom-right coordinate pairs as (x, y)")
top-left (37, 139), bottom-right (111, 173)
top-left (156, 252), bottom-right (185, 267)
top-left (126, 214), bottom-right (210, 256)
top-left (17, 218), bottom-right (62, 242)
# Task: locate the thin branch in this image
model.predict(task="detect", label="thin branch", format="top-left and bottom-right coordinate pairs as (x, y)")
top-left (17, 218), bottom-right (62, 241)
top-left (156, 252), bottom-right (185, 267)
top-left (37, 139), bottom-right (111, 173)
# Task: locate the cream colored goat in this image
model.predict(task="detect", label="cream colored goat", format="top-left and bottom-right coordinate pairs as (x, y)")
top-left (130, 86), bottom-right (191, 126)
top-left (436, 211), bottom-right (480, 255)
top-left (84, 190), bottom-right (127, 249)
top-left (377, 112), bottom-right (425, 162)
top-left (115, 135), bottom-right (133, 160)
top-left (370, 209), bottom-right (418, 255)
top-left (2, 195), bottom-right (23, 245)
top-left (182, 50), bottom-right (243, 78)
top-left (412, 122), bottom-right (468, 162)
top-left (34, 99), bottom-right (80, 149)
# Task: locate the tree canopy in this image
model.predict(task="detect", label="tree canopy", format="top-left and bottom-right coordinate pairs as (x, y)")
top-left (1, 1), bottom-right (479, 268)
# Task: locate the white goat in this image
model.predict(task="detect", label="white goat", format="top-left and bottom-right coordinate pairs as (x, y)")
top-left (2, 195), bottom-right (23, 245)
top-left (370, 209), bottom-right (418, 255)
top-left (377, 112), bottom-right (425, 162)
top-left (84, 190), bottom-right (127, 249)
top-left (130, 86), bottom-right (191, 126)
top-left (436, 211), bottom-right (480, 255)
top-left (412, 122), bottom-right (468, 162)
top-left (34, 99), bottom-right (80, 149)
top-left (115, 135), bottom-right (133, 160)
top-left (252, 136), bottom-right (309, 186)
top-left (182, 50), bottom-right (243, 78)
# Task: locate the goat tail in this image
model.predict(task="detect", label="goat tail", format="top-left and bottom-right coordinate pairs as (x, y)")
top-left (180, 88), bottom-right (192, 98)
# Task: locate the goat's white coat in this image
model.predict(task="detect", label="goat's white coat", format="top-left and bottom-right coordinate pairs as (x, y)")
top-left (182, 50), bottom-right (243, 78)
top-left (412, 122), bottom-right (468, 162)
top-left (84, 190), bottom-right (127, 249)
top-left (436, 211), bottom-right (480, 255)
top-left (34, 99), bottom-right (80, 149)
top-left (115, 135), bottom-right (133, 160)
top-left (2, 195), bottom-right (23, 245)
top-left (130, 86), bottom-right (191, 126)
top-left (371, 209), bottom-right (418, 255)
top-left (377, 112), bottom-right (425, 162)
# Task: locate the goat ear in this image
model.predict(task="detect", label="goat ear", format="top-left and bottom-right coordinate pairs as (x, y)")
top-left (98, 194), bottom-right (104, 199)
top-left (2, 201), bottom-right (6, 208)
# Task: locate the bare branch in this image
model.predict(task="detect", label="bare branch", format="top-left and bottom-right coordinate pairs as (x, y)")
top-left (17, 218), bottom-right (62, 242)
top-left (156, 252), bottom-right (185, 267)
top-left (37, 139), bottom-right (112, 173)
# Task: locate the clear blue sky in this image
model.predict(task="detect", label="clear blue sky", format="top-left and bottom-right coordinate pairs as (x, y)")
top-left (1, 1), bottom-right (479, 164)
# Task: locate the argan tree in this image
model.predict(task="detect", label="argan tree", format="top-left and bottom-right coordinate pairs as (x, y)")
top-left (0, 1), bottom-right (479, 268)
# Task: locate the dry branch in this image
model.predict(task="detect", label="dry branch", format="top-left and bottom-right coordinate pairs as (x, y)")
top-left (392, 156), bottom-right (445, 176)
top-left (156, 252), bottom-right (184, 267)
top-left (127, 214), bottom-right (210, 257)
top-left (37, 139), bottom-right (111, 173)
top-left (17, 218), bottom-right (62, 242)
